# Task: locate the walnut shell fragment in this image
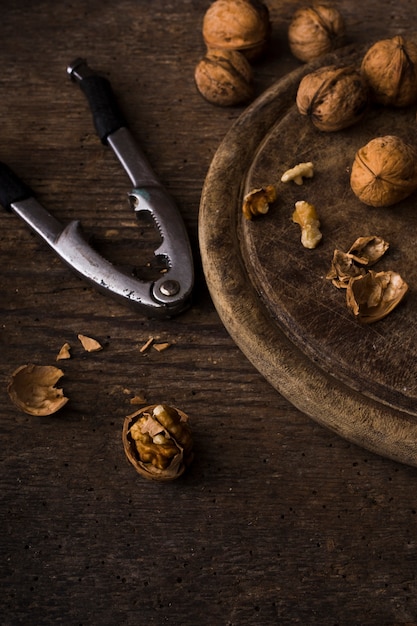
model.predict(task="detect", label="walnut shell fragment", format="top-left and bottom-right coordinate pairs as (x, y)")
top-left (326, 249), bottom-right (367, 288)
top-left (361, 35), bottom-right (417, 107)
top-left (326, 236), bottom-right (389, 288)
top-left (7, 364), bottom-right (69, 416)
top-left (346, 270), bottom-right (408, 324)
top-left (122, 404), bottom-right (194, 481)
top-left (347, 236), bottom-right (389, 265)
top-left (288, 3), bottom-right (345, 63)
top-left (350, 135), bottom-right (417, 207)
top-left (296, 64), bottom-right (369, 132)
top-left (242, 185), bottom-right (276, 220)
top-left (78, 334), bottom-right (103, 352)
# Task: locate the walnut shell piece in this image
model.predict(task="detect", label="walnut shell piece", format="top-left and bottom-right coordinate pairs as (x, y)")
top-left (361, 35), bottom-right (417, 107)
top-left (122, 404), bottom-right (193, 481)
top-left (347, 236), bottom-right (389, 266)
top-left (326, 236), bottom-right (389, 288)
top-left (296, 64), bottom-right (369, 132)
top-left (288, 3), bottom-right (345, 63)
top-left (194, 48), bottom-right (253, 107)
top-left (346, 270), bottom-right (408, 323)
top-left (7, 364), bottom-right (69, 416)
top-left (202, 0), bottom-right (271, 61)
top-left (350, 135), bottom-right (417, 207)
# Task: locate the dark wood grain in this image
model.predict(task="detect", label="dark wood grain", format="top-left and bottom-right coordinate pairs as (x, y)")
top-left (2, 2), bottom-right (417, 625)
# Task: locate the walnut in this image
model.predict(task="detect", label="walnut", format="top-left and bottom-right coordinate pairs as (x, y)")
top-left (288, 3), bottom-right (345, 63)
top-left (350, 135), bottom-right (417, 207)
top-left (194, 48), bottom-right (253, 107)
top-left (7, 364), bottom-right (69, 416)
top-left (296, 65), bottom-right (369, 132)
top-left (361, 35), bottom-right (417, 107)
top-left (242, 185), bottom-right (276, 220)
top-left (122, 404), bottom-right (193, 481)
top-left (292, 200), bottom-right (322, 249)
top-left (346, 270), bottom-right (408, 324)
top-left (202, 0), bottom-right (271, 61)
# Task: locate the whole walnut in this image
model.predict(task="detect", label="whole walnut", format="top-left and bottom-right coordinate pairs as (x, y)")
top-left (350, 135), bottom-right (417, 207)
top-left (288, 3), bottom-right (345, 63)
top-left (202, 0), bottom-right (271, 61)
top-left (361, 35), bottom-right (417, 107)
top-left (195, 48), bottom-right (254, 106)
top-left (296, 64), bottom-right (369, 131)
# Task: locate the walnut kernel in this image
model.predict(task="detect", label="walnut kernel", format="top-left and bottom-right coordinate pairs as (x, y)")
top-left (288, 3), bottom-right (345, 63)
top-left (281, 162), bottom-right (314, 185)
top-left (292, 200), bottom-right (322, 249)
top-left (242, 185), bottom-right (276, 220)
top-left (296, 64), bottom-right (369, 132)
top-left (194, 48), bottom-right (253, 107)
top-left (123, 404), bottom-right (193, 481)
top-left (202, 0), bottom-right (271, 60)
top-left (350, 135), bottom-right (417, 207)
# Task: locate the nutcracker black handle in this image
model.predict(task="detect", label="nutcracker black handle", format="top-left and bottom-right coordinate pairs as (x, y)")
top-left (67, 58), bottom-right (127, 144)
top-left (0, 161), bottom-right (33, 210)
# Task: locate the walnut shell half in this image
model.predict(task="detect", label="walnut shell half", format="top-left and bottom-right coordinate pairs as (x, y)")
top-left (288, 3), bottom-right (345, 63)
top-left (7, 364), bottom-right (69, 416)
top-left (350, 135), bottom-right (417, 207)
top-left (361, 35), bottom-right (417, 107)
top-left (296, 65), bottom-right (369, 131)
top-left (346, 270), bottom-right (408, 323)
top-left (122, 404), bottom-right (193, 481)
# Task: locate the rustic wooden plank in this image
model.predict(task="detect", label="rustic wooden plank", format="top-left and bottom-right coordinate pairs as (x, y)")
top-left (1, 1), bottom-right (417, 625)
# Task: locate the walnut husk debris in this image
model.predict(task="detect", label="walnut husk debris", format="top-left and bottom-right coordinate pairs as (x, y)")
top-left (242, 185), bottom-right (276, 220)
top-left (122, 404), bottom-right (194, 481)
top-left (195, 48), bottom-right (253, 107)
top-left (78, 334), bottom-right (103, 352)
top-left (346, 270), bottom-right (408, 324)
top-left (288, 3), bottom-right (345, 63)
top-left (350, 135), bottom-right (417, 207)
top-left (361, 35), bottom-right (417, 107)
top-left (326, 236), bottom-right (389, 288)
top-left (202, 0), bottom-right (271, 61)
top-left (7, 364), bottom-right (69, 416)
top-left (292, 200), bottom-right (322, 249)
top-left (296, 64), bottom-right (369, 131)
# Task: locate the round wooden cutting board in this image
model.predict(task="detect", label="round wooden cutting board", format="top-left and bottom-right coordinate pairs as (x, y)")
top-left (199, 45), bottom-right (417, 467)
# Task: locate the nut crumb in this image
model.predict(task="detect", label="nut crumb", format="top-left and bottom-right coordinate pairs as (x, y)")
top-left (56, 342), bottom-right (71, 361)
top-left (153, 342), bottom-right (171, 352)
top-left (139, 337), bottom-right (154, 353)
top-left (78, 334), bottom-right (103, 352)
top-left (281, 162), bottom-right (314, 185)
top-left (130, 394), bottom-right (147, 405)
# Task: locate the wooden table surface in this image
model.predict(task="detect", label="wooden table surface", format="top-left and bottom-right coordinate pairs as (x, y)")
top-left (2, 1), bottom-right (417, 624)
